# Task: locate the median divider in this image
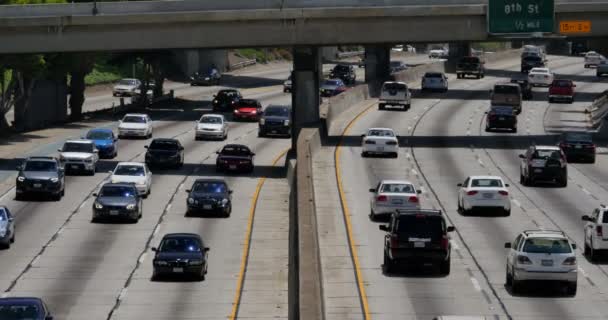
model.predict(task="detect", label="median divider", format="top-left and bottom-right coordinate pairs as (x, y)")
top-left (587, 90), bottom-right (608, 133)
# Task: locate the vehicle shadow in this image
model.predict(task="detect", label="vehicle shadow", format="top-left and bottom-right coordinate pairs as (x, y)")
top-left (150, 275), bottom-right (203, 283)
top-left (458, 208), bottom-right (510, 217)
top-left (382, 264), bottom-right (448, 278)
top-left (503, 282), bottom-right (575, 297)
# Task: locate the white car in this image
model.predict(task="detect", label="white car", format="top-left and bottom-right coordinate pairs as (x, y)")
top-left (581, 205), bottom-right (608, 261)
top-left (505, 230), bottom-right (577, 295)
top-left (113, 78), bottom-right (141, 97)
top-left (283, 75), bottom-right (292, 93)
top-left (429, 49), bottom-right (446, 59)
top-left (118, 113), bottom-right (153, 139)
top-left (369, 180), bottom-right (421, 219)
top-left (584, 51), bottom-right (606, 68)
top-left (58, 140), bottom-right (98, 175)
top-left (457, 176), bottom-right (510, 215)
top-left (195, 114), bottom-right (228, 140)
top-left (421, 72), bottom-right (448, 92)
top-left (527, 67), bottom-right (554, 87)
top-left (110, 162), bottom-right (152, 197)
top-left (361, 128), bottom-right (399, 157)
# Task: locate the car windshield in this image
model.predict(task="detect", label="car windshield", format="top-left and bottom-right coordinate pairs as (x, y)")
top-left (118, 79), bottom-right (137, 86)
top-left (160, 237), bottom-right (201, 252)
top-left (221, 146), bottom-right (251, 156)
top-left (324, 80), bottom-right (340, 86)
top-left (200, 116), bottom-right (222, 124)
top-left (264, 107), bottom-right (290, 117)
top-left (383, 83), bottom-right (407, 91)
top-left (523, 238), bottom-right (572, 254)
top-left (494, 85), bottom-right (519, 94)
top-left (86, 130), bottom-right (113, 140)
top-left (100, 186), bottom-right (137, 198)
top-left (62, 142), bottom-right (93, 153)
top-left (523, 56), bottom-right (542, 62)
top-left (532, 150), bottom-right (561, 160)
top-left (396, 215), bottom-right (444, 239)
top-left (380, 183), bottom-right (415, 193)
top-left (122, 116), bottom-right (146, 123)
top-left (531, 68), bottom-right (549, 74)
top-left (24, 161), bottom-right (56, 172)
top-left (425, 73), bottom-right (443, 78)
top-left (564, 132), bottom-right (592, 143)
top-left (218, 91), bottom-right (237, 99)
top-left (368, 129), bottom-right (394, 137)
top-left (552, 80), bottom-right (572, 87)
top-left (333, 65), bottom-right (349, 72)
top-left (149, 140), bottom-right (179, 150)
top-left (0, 303), bottom-right (40, 319)
top-left (193, 181), bottom-right (227, 193)
top-left (238, 100), bottom-right (258, 107)
top-left (114, 165), bottom-right (145, 176)
top-left (471, 179), bottom-right (503, 187)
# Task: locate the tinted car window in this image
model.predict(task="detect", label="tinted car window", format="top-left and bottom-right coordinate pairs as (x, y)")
top-left (218, 91), bottom-right (237, 98)
top-left (523, 56), bottom-right (542, 62)
top-left (490, 107), bottom-right (515, 114)
top-left (24, 161), bottom-right (56, 172)
top-left (396, 215), bottom-right (444, 239)
top-left (425, 73), bottom-right (443, 78)
top-left (553, 80), bottom-right (572, 87)
top-left (100, 186), bottom-right (137, 198)
top-left (200, 116), bottom-right (222, 124)
top-left (221, 146), bottom-right (251, 156)
top-left (264, 107), bottom-right (290, 117)
top-left (160, 237), bottom-right (201, 252)
top-left (238, 100), bottom-right (258, 107)
top-left (368, 130), bottom-right (394, 137)
top-left (324, 80), bottom-right (340, 86)
top-left (470, 179), bottom-right (503, 187)
top-left (333, 65), bottom-right (350, 72)
top-left (532, 150), bottom-right (560, 159)
top-left (0, 304), bottom-right (41, 319)
top-left (122, 116), bottom-right (146, 123)
top-left (522, 238), bottom-right (572, 254)
top-left (149, 140), bottom-right (179, 150)
top-left (383, 83), bottom-right (407, 91)
top-left (564, 132), bottom-right (592, 143)
top-left (114, 165), bottom-right (145, 176)
top-left (380, 183), bottom-right (415, 193)
top-left (494, 85), bottom-right (519, 94)
top-left (63, 142), bottom-right (94, 153)
top-left (118, 79), bottom-right (137, 85)
top-left (193, 181), bottom-right (227, 193)
top-left (86, 131), bottom-right (113, 140)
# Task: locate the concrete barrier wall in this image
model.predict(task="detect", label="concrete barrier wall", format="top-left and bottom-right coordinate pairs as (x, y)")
top-left (392, 60), bottom-right (445, 84)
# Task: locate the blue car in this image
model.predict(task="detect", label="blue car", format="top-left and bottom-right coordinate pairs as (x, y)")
top-left (84, 128), bottom-right (117, 159)
top-left (0, 297), bottom-right (54, 319)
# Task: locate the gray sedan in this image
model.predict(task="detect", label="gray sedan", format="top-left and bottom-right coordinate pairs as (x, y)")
top-left (0, 206), bottom-right (15, 249)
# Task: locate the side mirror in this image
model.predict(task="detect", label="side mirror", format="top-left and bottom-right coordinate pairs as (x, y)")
top-left (457, 183), bottom-right (463, 187)
top-left (92, 193), bottom-right (98, 197)
top-left (582, 215), bottom-right (591, 221)
top-left (229, 190), bottom-right (233, 194)
top-left (484, 111), bottom-right (488, 114)
top-left (114, 138), bottom-right (118, 142)
top-left (251, 152), bottom-right (256, 156)
top-left (505, 183), bottom-right (510, 187)
top-left (108, 170), bottom-right (113, 174)
top-left (447, 226), bottom-right (455, 232)
top-left (118, 120), bottom-right (122, 123)
top-left (185, 189), bottom-right (191, 193)
top-left (151, 247), bottom-right (157, 252)
top-left (571, 243), bottom-right (577, 249)
top-left (216, 151), bottom-right (220, 154)
top-left (360, 134), bottom-right (365, 138)
top-left (180, 146), bottom-right (185, 151)
top-left (205, 247), bottom-right (210, 252)
top-left (16, 165), bottom-right (22, 171)
top-left (369, 188), bottom-right (376, 192)
top-left (573, 84), bottom-right (577, 87)
top-left (416, 190), bottom-right (422, 194)
top-left (94, 150), bottom-right (99, 153)
top-left (213, 94), bottom-right (217, 98)
top-left (379, 225), bottom-right (389, 232)
top-left (518, 154), bottom-right (525, 159)
top-left (504, 242), bottom-right (512, 248)
top-left (144, 146), bottom-right (148, 149)
top-left (57, 149), bottom-right (62, 152)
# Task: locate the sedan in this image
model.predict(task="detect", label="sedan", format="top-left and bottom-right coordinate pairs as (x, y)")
top-left (110, 162), bottom-right (152, 197)
top-left (361, 128), bottom-right (399, 158)
top-left (186, 179), bottom-right (232, 217)
top-left (152, 233), bottom-right (210, 281)
top-left (195, 114), bottom-right (228, 140)
top-left (92, 183), bottom-right (142, 223)
top-left (369, 180), bottom-right (421, 220)
top-left (485, 106), bottom-right (517, 132)
top-left (216, 144), bottom-right (255, 173)
top-left (84, 128), bottom-right (118, 159)
top-left (0, 206), bottom-right (15, 249)
top-left (0, 297), bottom-right (54, 320)
top-left (320, 79), bottom-right (347, 97)
top-left (118, 113), bottom-right (153, 139)
top-left (559, 131), bottom-right (596, 163)
top-left (457, 176), bottom-right (510, 216)
top-left (145, 138), bottom-right (185, 169)
top-left (528, 67), bottom-right (554, 87)
top-left (421, 72), bottom-right (448, 92)
top-left (112, 78), bottom-right (141, 97)
top-left (233, 99), bottom-right (263, 122)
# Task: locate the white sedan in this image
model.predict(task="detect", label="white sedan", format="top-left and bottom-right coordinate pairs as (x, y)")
top-left (118, 113), bottom-right (153, 139)
top-left (110, 162), bottom-right (152, 197)
top-left (528, 67), bottom-right (554, 87)
top-left (369, 180), bottom-right (421, 219)
top-left (457, 175), bottom-right (510, 215)
top-left (361, 128), bottom-right (399, 157)
top-left (195, 114), bottom-right (228, 140)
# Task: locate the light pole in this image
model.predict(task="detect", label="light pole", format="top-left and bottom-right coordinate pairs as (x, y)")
top-left (92, 0), bottom-right (98, 15)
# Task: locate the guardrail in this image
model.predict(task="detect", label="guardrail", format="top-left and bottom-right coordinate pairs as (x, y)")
top-left (229, 59), bottom-right (257, 71)
top-left (336, 51), bottom-right (364, 59)
top-left (587, 90), bottom-right (608, 130)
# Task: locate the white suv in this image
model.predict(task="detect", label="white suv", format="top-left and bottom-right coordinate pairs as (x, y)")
top-left (582, 205), bottom-right (608, 261)
top-left (505, 230), bottom-right (577, 295)
top-left (118, 114), bottom-right (153, 139)
top-left (58, 140), bottom-right (99, 175)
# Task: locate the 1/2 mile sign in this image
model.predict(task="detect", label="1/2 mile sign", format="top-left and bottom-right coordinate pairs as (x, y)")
top-left (488, 0), bottom-right (554, 34)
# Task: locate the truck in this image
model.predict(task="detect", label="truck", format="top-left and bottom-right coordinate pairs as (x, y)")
top-left (378, 81), bottom-right (411, 111)
top-left (456, 56), bottom-right (485, 79)
top-left (490, 82), bottom-right (522, 114)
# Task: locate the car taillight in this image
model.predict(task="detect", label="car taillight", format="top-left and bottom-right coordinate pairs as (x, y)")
top-left (498, 190), bottom-right (509, 196)
top-left (408, 196), bottom-right (419, 203)
top-left (563, 257), bottom-right (577, 266)
top-left (559, 142), bottom-right (567, 149)
top-left (597, 225), bottom-right (603, 237)
top-left (517, 255), bottom-right (532, 264)
top-left (376, 195), bottom-right (388, 202)
top-left (440, 236), bottom-right (449, 250)
top-left (390, 236), bottom-right (399, 248)
top-left (467, 190), bottom-right (478, 196)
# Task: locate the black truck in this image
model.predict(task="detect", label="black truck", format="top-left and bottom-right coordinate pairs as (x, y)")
top-left (456, 56), bottom-right (485, 79)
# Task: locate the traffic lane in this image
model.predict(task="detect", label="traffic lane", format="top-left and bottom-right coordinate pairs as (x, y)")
top-left (110, 129), bottom-right (290, 319)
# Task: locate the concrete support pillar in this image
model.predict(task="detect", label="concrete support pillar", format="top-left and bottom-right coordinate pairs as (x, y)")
top-left (446, 42), bottom-right (472, 72)
top-left (364, 45), bottom-right (391, 84)
top-left (291, 46), bottom-right (322, 146)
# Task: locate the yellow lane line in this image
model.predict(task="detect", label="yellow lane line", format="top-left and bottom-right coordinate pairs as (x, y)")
top-left (229, 148), bottom-right (290, 320)
top-left (334, 101), bottom-right (377, 320)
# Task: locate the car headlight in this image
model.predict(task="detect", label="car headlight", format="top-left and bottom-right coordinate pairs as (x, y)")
top-left (17, 176), bottom-right (25, 182)
top-left (137, 181), bottom-right (146, 185)
top-left (251, 110), bottom-right (257, 114)
top-left (259, 118), bottom-right (265, 125)
top-left (126, 204), bottom-right (136, 210)
top-left (188, 259), bottom-right (203, 266)
top-left (50, 177), bottom-right (59, 183)
top-left (0, 228), bottom-right (6, 238)
top-left (85, 157), bottom-right (93, 163)
top-left (188, 198), bottom-right (195, 204)
top-left (94, 202), bottom-right (103, 209)
top-left (155, 260), bottom-right (168, 266)
top-left (213, 99), bottom-right (218, 104)
top-left (221, 198), bottom-right (229, 206)
top-left (284, 120), bottom-right (290, 126)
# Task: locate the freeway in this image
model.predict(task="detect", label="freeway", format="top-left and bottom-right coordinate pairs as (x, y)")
top-left (314, 54), bottom-right (608, 319)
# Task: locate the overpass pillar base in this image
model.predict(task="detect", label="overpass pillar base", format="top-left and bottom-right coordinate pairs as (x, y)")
top-left (291, 46), bottom-right (322, 149)
top-left (364, 45), bottom-right (391, 86)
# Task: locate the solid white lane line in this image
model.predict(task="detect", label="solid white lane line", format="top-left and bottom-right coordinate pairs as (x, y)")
top-left (117, 288), bottom-right (128, 301)
top-left (512, 199), bottom-right (522, 208)
top-left (470, 277), bottom-right (482, 291)
top-left (138, 252), bottom-right (147, 264)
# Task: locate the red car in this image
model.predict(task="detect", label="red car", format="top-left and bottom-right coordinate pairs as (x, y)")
top-left (548, 79), bottom-right (576, 103)
top-left (233, 99), bottom-right (262, 121)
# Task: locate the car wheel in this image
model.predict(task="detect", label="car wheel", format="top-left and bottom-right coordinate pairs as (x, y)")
top-left (567, 282), bottom-right (577, 296)
top-left (404, 104), bottom-right (411, 111)
top-left (548, 98), bottom-right (553, 103)
top-left (511, 278), bottom-right (521, 295)
top-left (584, 241), bottom-right (591, 256)
top-left (504, 208), bottom-right (511, 216)
top-left (512, 127), bottom-right (517, 133)
top-left (61, 188), bottom-right (65, 197)
top-left (52, 193), bottom-right (61, 201)
top-left (225, 205), bottom-right (232, 218)
top-left (589, 241), bottom-right (598, 262)
top-left (506, 269), bottom-right (513, 286)
top-left (570, 98), bottom-right (574, 103)
top-left (383, 252), bottom-right (394, 274)
top-left (361, 151), bottom-right (368, 157)
top-left (10, 232), bottom-right (15, 243)
top-left (590, 157), bottom-right (596, 164)
top-left (369, 209), bottom-right (376, 221)
top-left (378, 104), bottom-right (385, 110)
top-left (258, 131), bottom-right (264, 138)
top-left (439, 258), bottom-right (450, 275)
top-left (559, 177), bottom-right (568, 188)
top-left (223, 133), bottom-right (228, 140)
top-left (520, 174), bottom-right (525, 185)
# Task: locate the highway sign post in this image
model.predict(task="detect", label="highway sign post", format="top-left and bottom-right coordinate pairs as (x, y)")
top-left (488, 0), bottom-right (554, 34)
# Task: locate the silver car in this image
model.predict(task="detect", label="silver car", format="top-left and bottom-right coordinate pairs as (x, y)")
top-left (421, 72), bottom-right (448, 92)
top-left (597, 60), bottom-right (608, 77)
top-left (0, 206), bottom-right (15, 249)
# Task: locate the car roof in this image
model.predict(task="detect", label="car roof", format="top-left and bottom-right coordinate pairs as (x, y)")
top-left (0, 297), bottom-right (44, 304)
top-left (380, 179), bottom-right (414, 185)
top-left (162, 233), bottom-right (202, 240)
top-left (101, 182), bottom-right (138, 189)
top-left (223, 144), bottom-right (249, 149)
top-left (201, 113), bottom-right (224, 118)
top-left (266, 104), bottom-right (291, 110)
top-left (238, 99), bottom-right (258, 104)
top-left (368, 127), bottom-right (394, 132)
top-left (64, 139), bottom-right (94, 144)
top-left (383, 81), bottom-right (405, 85)
top-left (534, 145), bottom-right (561, 151)
top-left (218, 89), bottom-right (238, 93)
top-left (193, 178), bottom-right (227, 184)
top-left (522, 229), bottom-right (567, 239)
top-left (151, 138), bottom-right (179, 143)
top-left (468, 175), bottom-right (504, 180)
top-left (89, 128), bottom-right (113, 133)
top-left (530, 67), bottom-right (549, 72)
top-left (115, 162), bottom-right (145, 167)
top-left (495, 82), bottom-right (519, 87)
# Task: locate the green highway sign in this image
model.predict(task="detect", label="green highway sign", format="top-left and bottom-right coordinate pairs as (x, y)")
top-left (488, 0), bottom-right (554, 34)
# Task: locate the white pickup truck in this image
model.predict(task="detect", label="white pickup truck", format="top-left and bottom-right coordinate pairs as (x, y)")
top-left (378, 81), bottom-right (411, 111)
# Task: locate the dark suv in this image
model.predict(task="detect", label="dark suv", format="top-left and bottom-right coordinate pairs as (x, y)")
top-left (145, 138), bottom-right (185, 169)
top-left (558, 132), bottom-right (596, 163)
top-left (379, 209), bottom-right (454, 275)
top-left (15, 157), bottom-right (65, 201)
top-left (212, 89), bottom-right (242, 112)
top-left (258, 105), bottom-right (291, 137)
top-left (330, 64), bottom-right (356, 85)
top-left (519, 145), bottom-right (568, 187)
top-left (521, 55), bottom-right (545, 73)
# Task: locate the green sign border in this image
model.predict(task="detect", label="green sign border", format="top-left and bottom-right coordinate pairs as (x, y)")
top-left (487, 0), bottom-right (555, 34)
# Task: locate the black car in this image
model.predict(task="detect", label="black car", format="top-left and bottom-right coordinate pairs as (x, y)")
top-left (521, 55), bottom-right (545, 73)
top-left (92, 183), bottom-right (142, 223)
top-left (145, 138), bottom-right (185, 169)
top-left (330, 64), bottom-right (356, 85)
top-left (485, 106), bottom-right (517, 132)
top-left (212, 89), bottom-right (242, 112)
top-left (379, 209), bottom-right (454, 275)
top-left (559, 132), bottom-right (596, 163)
top-left (152, 233), bottom-right (209, 281)
top-left (186, 179), bottom-right (232, 217)
top-left (258, 105), bottom-right (291, 137)
top-left (15, 157), bottom-right (65, 201)
top-left (519, 145), bottom-right (568, 187)
top-left (0, 297), bottom-right (54, 320)
top-left (216, 144), bottom-right (255, 173)
top-left (510, 78), bottom-right (533, 100)
top-left (190, 68), bottom-right (220, 86)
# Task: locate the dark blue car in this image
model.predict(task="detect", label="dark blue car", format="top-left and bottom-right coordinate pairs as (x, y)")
top-left (84, 128), bottom-right (117, 159)
top-left (0, 297), bottom-right (53, 319)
